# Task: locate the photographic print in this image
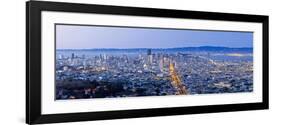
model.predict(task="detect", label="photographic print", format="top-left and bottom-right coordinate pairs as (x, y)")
top-left (27, 1), bottom-right (268, 124)
top-left (55, 24), bottom-right (254, 100)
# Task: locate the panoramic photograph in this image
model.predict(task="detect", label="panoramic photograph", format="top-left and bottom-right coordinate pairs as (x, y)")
top-left (55, 24), bottom-right (253, 100)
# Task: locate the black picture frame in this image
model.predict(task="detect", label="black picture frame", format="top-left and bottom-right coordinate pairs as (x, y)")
top-left (26, 1), bottom-right (269, 124)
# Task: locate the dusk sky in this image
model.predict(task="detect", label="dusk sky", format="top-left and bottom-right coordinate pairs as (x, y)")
top-left (56, 24), bottom-right (253, 49)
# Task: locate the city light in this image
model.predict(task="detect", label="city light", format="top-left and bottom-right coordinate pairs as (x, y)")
top-left (56, 48), bottom-right (253, 100)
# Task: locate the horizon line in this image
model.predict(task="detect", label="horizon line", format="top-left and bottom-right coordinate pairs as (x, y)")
top-left (57, 46), bottom-right (253, 50)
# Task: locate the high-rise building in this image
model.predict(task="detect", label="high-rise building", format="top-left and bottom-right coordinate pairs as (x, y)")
top-left (148, 55), bottom-right (153, 64)
top-left (147, 49), bottom-right (153, 64)
top-left (147, 49), bottom-right (151, 55)
top-left (71, 53), bottom-right (75, 59)
top-left (103, 54), bottom-right (107, 60)
top-left (58, 54), bottom-right (63, 60)
top-left (159, 58), bottom-right (164, 72)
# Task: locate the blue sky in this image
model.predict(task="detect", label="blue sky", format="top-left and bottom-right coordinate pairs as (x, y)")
top-left (56, 24), bottom-right (253, 49)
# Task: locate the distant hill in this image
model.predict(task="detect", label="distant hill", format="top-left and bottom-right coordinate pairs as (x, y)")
top-left (58, 46), bottom-right (253, 53)
top-left (168, 46), bottom-right (253, 52)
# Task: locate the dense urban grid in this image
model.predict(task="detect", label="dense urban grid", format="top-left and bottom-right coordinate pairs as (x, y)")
top-left (55, 47), bottom-right (253, 100)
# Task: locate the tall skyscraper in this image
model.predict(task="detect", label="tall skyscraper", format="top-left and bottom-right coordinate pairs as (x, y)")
top-left (147, 49), bottom-right (153, 64)
top-left (71, 53), bottom-right (75, 59)
top-left (147, 49), bottom-right (151, 55)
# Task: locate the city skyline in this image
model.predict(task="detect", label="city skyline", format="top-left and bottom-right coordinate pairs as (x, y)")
top-left (56, 46), bottom-right (253, 50)
top-left (55, 24), bottom-right (253, 100)
top-left (56, 47), bottom-right (253, 99)
top-left (56, 24), bottom-right (253, 49)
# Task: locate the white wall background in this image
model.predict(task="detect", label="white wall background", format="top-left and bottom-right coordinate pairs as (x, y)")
top-left (0, 0), bottom-right (279, 124)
